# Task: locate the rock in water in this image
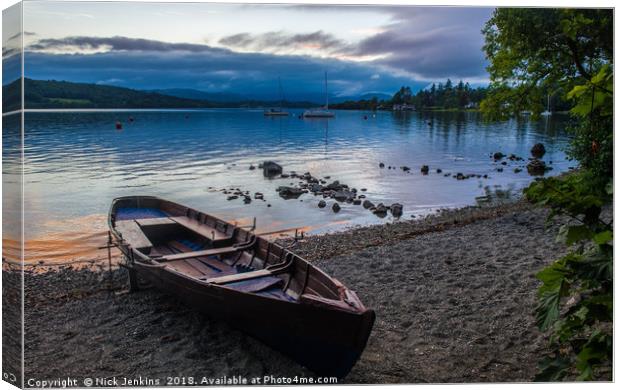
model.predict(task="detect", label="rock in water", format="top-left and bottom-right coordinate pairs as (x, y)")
top-left (531, 143), bottom-right (546, 158)
top-left (334, 191), bottom-right (354, 202)
top-left (493, 152), bottom-right (504, 160)
top-left (332, 203), bottom-right (341, 213)
top-left (362, 200), bottom-right (375, 209)
top-left (421, 165), bottom-right (429, 174)
top-left (277, 186), bottom-right (304, 199)
top-left (527, 159), bottom-right (548, 176)
top-left (326, 181), bottom-right (342, 191)
top-left (318, 200), bottom-right (326, 208)
top-left (373, 203), bottom-right (388, 216)
top-left (249, 164), bottom-right (256, 170)
top-left (436, 168), bottom-right (442, 173)
top-left (379, 162), bottom-right (385, 168)
top-left (390, 203), bottom-right (403, 217)
top-left (262, 161), bottom-right (283, 177)
top-left (401, 166), bottom-right (411, 172)
top-left (309, 184), bottom-right (324, 193)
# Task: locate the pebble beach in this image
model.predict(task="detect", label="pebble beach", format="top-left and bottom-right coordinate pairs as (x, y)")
top-left (5, 198), bottom-right (600, 384)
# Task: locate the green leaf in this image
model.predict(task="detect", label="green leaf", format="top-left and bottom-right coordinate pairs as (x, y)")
top-left (565, 225), bottom-right (593, 245)
top-left (534, 355), bottom-right (571, 381)
top-left (536, 289), bottom-right (562, 331)
top-left (593, 230), bottom-right (612, 245)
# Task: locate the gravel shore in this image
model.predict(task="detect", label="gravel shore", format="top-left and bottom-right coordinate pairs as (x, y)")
top-left (9, 200), bottom-right (592, 384)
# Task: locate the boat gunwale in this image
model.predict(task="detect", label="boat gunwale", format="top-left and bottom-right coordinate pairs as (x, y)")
top-left (108, 195), bottom-right (368, 314)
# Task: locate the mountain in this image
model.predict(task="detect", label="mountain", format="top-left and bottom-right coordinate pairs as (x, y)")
top-left (3, 78), bottom-right (215, 110)
top-left (149, 88), bottom-right (246, 103)
top-left (359, 92), bottom-right (392, 101)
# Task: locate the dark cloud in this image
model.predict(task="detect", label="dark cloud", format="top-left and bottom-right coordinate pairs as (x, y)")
top-left (22, 46), bottom-right (426, 100)
top-left (219, 30), bottom-right (351, 54)
top-left (356, 26), bottom-right (488, 79)
top-left (255, 5), bottom-right (492, 80)
top-left (27, 36), bottom-right (228, 54)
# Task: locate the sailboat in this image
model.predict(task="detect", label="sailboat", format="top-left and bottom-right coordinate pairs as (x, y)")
top-left (541, 94), bottom-right (552, 116)
top-left (303, 72), bottom-right (335, 118)
top-left (264, 77), bottom-right (289, 116)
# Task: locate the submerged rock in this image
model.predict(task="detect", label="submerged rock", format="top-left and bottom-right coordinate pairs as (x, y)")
top-left (531, 143), bottom-right (546, 158)
top-left (332, 203), bottom-right (341, 213)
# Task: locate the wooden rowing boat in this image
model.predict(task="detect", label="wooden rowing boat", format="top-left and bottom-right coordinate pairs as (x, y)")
top-left (108, 196), bottom-right (375, 377)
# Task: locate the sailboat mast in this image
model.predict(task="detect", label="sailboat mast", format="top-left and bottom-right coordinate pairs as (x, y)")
top-left (278, 77), bottom-right (283, 110)
top-left (324, 71), bottom-right (329, 110)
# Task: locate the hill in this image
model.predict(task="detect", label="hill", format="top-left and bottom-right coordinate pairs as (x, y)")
top-left (8, 78), bottom-right (216, 109)
top-left (2, 79), bottom-right (321, 110)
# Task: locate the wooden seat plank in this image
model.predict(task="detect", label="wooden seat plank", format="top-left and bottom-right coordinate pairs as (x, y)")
top-left (170, 216), bottom-right (230, 241)
top-left (135, 217), bottom-right (177, 226)
top-left (115, 220), bottom-right (152, 249)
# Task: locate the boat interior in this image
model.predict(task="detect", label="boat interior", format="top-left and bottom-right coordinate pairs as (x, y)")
top-left (111, 198), bottom-right (357, 308)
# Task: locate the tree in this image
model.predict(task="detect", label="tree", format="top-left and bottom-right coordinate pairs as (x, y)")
top-left (481, 9), bottom-right (612, 120)
top-left (482, 8), bottom-right (613, 380)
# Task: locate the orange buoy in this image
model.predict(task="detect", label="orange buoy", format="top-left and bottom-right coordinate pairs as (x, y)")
top-left (115, 121), bottom-right (123, 129)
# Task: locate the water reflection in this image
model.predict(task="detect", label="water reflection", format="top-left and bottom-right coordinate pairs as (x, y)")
top-left (21, 109), bottom-right (573, 263)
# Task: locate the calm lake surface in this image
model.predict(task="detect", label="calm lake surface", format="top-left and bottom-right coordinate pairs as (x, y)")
top-left (9, 109), bottom-right (573, 263)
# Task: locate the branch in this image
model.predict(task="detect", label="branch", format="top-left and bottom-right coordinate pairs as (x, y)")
top-left (565, 37), bottom-right (592, 80)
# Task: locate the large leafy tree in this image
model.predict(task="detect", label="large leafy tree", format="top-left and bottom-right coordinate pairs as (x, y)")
top-left (482, 9), bottom-right (613, 381)
top-left (481, 9), bottom-right (612, 118)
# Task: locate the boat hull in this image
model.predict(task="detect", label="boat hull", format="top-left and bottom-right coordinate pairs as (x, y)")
top-left (128, 260), bottom-right (375, 378)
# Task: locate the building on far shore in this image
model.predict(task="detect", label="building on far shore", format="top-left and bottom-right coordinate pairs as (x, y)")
top-left (392, 103), bottom-right (416, 111)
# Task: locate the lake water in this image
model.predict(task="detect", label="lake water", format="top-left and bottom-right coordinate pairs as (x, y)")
top-left (4, 109), bottom-right (573, 264)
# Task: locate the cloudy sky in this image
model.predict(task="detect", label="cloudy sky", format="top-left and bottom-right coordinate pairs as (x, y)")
top-left (6, 1), bottom-right (493, 100)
